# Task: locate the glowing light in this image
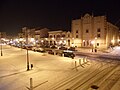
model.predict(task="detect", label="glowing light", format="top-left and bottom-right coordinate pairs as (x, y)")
top-left (111, 40), bottom-right (115, 44)
top-left (118, 39), bottom-right (120, 42)
top-left (71, 43), bottom-right (74, 47)
top-left (95, 37), bottom-right (97, 39)
top-left (30, 38), bottom-right (35, 42)
top-left (59, 40), bottom-right (62, 44)
top-left (41, 40), bottom-right (44, 42)
top-left (10, 40), bottom-right (13, 43)
top-left (15, 39), bottom-right (19, 42)
top-left (52, 38), bottom-right (54, 40)
top-left (64, 40), bottom-right (66, 43)
top-left (83, 40), bottom-right (85, 42)
top-left (19, 38), bottom-right (23, 41)
top-left (91, 40), bottom-right (95, 44)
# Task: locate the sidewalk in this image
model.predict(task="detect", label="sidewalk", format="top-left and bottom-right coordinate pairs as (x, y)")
top-left (75, 46), bottom-right (120, 57)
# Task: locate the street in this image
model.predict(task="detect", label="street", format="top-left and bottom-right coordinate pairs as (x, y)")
top-left (0, 45), bottom-right (120, 90)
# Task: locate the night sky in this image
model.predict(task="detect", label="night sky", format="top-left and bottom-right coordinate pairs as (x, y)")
top-left (0, 0), bottom-right (120, 36)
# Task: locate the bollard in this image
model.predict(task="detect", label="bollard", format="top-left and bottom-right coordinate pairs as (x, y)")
top-left (31, 64), bottom-right (33, 70)
top-left (30, 78), bottom-right (33, 90)
top-left (75, 61), bottom-right (78, 71)
top-left (62, 53), bottom-right (64, 57)
top-left (79, 59), bottom-right (84, 68)
top-left (79, 59), bottom-right (82, 65)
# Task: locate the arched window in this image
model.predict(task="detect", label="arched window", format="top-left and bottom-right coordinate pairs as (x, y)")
top-left (62, 34), bottom-right (65, 37)
top-left (49, 35), bottom-right (52, 38)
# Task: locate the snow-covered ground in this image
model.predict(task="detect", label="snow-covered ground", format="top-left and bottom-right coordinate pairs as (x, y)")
top-left (0, 45), bottom-right (120, 90)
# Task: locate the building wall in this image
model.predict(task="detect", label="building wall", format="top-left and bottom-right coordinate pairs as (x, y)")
top-left (48, 30), bottom-right (72, 46)
top-left (35, 28), bottom-right (49, 38)
top-left (72, 13), bottom-right (119, 49)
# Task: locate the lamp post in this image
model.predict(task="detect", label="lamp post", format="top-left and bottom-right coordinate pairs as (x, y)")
top-left (0, 36), bottom-right (3, 56)
top-left (91, 40), bottom-right (94, 52)
top-left (1, 43), bottom-right (3, 56)
top-left (95, 37), bottom-right (97, 52)
top-left (25, 29), bottom-right (30, 71)
top-left (19, 38), bottom-right (23, 50)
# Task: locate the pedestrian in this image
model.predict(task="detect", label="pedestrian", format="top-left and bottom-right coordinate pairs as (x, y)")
top-left (31, 64), bottom-right (33, 69)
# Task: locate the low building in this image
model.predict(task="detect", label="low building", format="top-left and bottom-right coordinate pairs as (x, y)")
top-left (48, 30), bottom-right (72, 47)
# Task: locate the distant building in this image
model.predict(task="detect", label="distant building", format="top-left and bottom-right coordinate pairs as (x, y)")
top-left (71, 13), bottom-right (119, 49)
top-left (48, 30), bottom-right (72, 46)
top-left (21, 27), bottom-right (49, 45)
top-left (34, 28), bottom-right (49, 40)
top-left (0, 32), bottom-right (6, 38)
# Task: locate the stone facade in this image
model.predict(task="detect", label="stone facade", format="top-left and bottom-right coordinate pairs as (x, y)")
top-left (71, 13), bottom-right (119, 49)
top-left (48, 30), bottom-right (72, 46)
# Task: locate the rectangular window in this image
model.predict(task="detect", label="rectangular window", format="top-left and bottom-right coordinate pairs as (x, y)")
top-left (68, 34), bottom-right (70, 37)
top-left (84, 42), bottom-right (85, 46)
top-left (97, 43), bottom-right (99, 46)
top-left (86, 29), bottom-right (89, 33)
top-left (97, 28), bottom-right (101, 32)
top-left (76, 35), bottom-right (78, 38)
top-left (97, 34), bottom-right (100, 38)
top-left (76, 30), bottom-right (78, 33)
top-left (87, 41), bottom-right (89, 46)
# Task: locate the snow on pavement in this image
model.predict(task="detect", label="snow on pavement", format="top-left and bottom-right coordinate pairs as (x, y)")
top-left (0, 45), bottom-right (120, 90)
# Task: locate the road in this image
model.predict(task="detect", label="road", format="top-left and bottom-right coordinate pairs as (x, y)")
top-left (0, 45), bottom-right (120, 90)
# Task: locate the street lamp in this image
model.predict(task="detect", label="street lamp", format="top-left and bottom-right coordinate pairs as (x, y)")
top-left (0, 43), bottom-right (3, 56)
top-left (91, 40), bottom-right (95, 52)
top-left (0, 37), bottom-right (3, 56)
top-left (25, 30), bottom-right (30, 71)
top-left (19, 38), bottom-right (23, 50)
top-left (95, 37), bottom-right (97, 52)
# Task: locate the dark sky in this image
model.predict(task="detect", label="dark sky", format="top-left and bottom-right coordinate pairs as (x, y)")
top-left (0, 0), bottom-right (120, 36)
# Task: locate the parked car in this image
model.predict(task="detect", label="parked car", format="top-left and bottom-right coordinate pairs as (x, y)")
top-left (62, 50), bottom-right (75, 59)
top-left (47, 50), bottom-right (54, 55)
top-left (32, 47), bottom-right (45, 52)
top-left (68, 47), bottom-right (76, 51)
top-left (26, 46), bottom-right (33, 50)
top-left (32, 46), bottom-right (37, 51)
top-left (50, 45), bottom-right (57, 49)
top-left (37, 47), bottom-right (45, 53)
top-left (59, 46), bottom-right (67, 50)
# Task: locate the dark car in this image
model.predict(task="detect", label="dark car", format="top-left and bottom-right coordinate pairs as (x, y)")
top-left (59, 46), bottom-right (67, 50)
top-left (50, 45), bottom-right (57, 49)
top-left (47, 50), bottom-right (54, 55)
top-left (68, 47), bottom-right (76, 51)
top-left (62, 50), bottom-right (75, 59)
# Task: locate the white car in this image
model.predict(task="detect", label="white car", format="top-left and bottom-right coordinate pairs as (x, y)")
top-left (32, 47), bottom-right (38, 51)
top-left (32, 47), bottom-right (45, 52)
